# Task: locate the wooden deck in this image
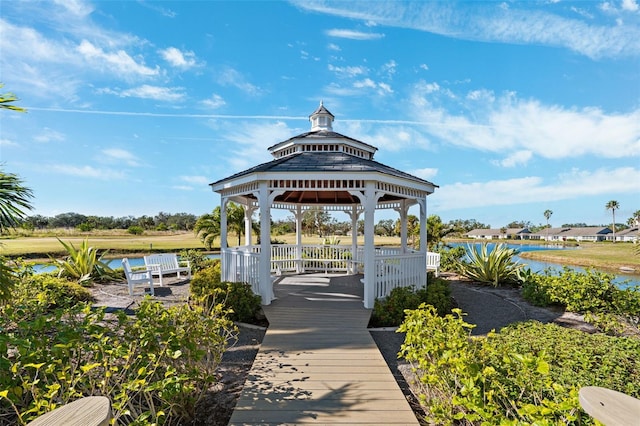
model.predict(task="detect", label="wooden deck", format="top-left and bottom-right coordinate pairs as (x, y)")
top-left (229, 273), bottom-right (419, 425)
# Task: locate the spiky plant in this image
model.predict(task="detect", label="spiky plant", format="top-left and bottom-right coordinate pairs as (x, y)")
top-left (458, 243), bottom-right (525, 287)
top-left (50, 238), bottom-right (115, 284)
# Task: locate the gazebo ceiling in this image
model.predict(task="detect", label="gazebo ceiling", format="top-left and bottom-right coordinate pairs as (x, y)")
top-left (240, 189), bottom-right (405, 205)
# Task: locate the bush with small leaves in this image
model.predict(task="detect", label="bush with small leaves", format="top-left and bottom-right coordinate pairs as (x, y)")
top-left (0, 298), bottom-right (235, 425)
top-left (127, 225), bottom-right (144, 235)
top-left (399, 305), bottom-right (639, 425)
top-left (190, 263), bottom-right (262, 323)
top-left (370, 277), bottom-right (452, 327)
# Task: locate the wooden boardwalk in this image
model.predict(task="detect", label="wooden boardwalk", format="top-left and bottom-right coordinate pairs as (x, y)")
top-left (229, 273), bottom-right (419, 425)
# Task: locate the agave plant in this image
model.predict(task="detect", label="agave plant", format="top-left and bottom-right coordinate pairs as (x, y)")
top-left (458, 243), bottom-right (525, 287)
top-left (50, 238), bottom-right (115, 284)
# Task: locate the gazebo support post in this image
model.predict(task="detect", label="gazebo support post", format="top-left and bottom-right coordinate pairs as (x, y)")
top-left (362, 182), bottom-right (379, 309)
top-left (346, 205), bottom-right (360, 274)
top-left (244, 203), bottom-right (256, 247)
top-left (292, 205), bottom-right (304, 273)
top-left (220, 197), bottom-right (228, 280)
top-left (258, 183), bottom-right (272, 304)
top-left (395, 200), bottom-right (410, 253)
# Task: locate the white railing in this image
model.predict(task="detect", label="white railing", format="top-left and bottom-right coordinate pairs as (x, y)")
top-left (222, 247), bottom-right (261, 295)
top-left (222, 244), bottom-right (436, 301)
top-left (373, 252), bottom-right (426, 300)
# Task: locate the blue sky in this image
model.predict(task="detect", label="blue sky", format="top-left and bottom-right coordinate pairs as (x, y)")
top-left (1, 0), bottom-right (638, 229)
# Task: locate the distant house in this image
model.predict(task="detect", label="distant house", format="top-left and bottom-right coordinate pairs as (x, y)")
top-left (615, 227), bottom-right (639, 243)
top-left (466, 228), bottom-right (531, 240)
top-left (537, 227), bottom-right (612, 242)
top-left (529, 227), bottom-right (571, 241)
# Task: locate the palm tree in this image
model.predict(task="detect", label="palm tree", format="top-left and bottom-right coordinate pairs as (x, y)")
top-left (0, 169), bottom-right (34, 233)
top-left (0, 168), bottom-right (33, 302)
top-left (605, 200), bottom-right (620, 242)
top-left (194, 202), bottom-right (255, 249)
top-left (0, 83), bottom-right (26, 112)
top-left (543, 209), bottom-right (553, 241)
top-left (194, 208), bottom-right (221, 250)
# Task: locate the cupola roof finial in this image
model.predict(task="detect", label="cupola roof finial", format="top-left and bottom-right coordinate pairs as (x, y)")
top-left (309, 100), bottom-right (334, 131)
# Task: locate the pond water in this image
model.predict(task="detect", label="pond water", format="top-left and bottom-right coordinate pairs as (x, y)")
top-left (450, 242), bottom-right (639, 289)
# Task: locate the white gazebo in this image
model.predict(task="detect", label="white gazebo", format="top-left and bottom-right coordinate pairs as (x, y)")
top-left (210, 103), bottom-right (438, 309)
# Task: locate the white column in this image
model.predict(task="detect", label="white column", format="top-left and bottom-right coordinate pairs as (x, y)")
top-left (362, 183), bottom-right (378, 309)
top-left (220, 197), bottom-right (228, 281)
top-left (344, 205), bottom-right (361, 274)
top-left (258, 182), bottom-right (272, 304)
top-left (244, 203), bottom-right (256, 247)
top-left (418, 197), bottom-right (427, 253)
top-left (291, 205), bottom-right (304, 273)
top-left (394, 200), bottom-right (410, 253)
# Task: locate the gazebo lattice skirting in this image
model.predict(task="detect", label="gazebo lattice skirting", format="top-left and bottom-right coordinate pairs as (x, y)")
top-left (210, 103), bottom-right (438, 309)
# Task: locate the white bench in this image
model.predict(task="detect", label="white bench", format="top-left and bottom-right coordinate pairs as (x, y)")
top-left (122, 258), bottom-right (154, 296)
top-left (427, 252), bottom-right (441, 277)
top-left (144, 253), bottom-right (191, 286)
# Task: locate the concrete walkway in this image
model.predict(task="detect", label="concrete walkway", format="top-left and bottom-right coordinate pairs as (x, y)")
top-left (229, 273), bottom-right (419, 425)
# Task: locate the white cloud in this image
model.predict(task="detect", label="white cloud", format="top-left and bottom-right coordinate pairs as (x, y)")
top-left (0, 139), bottom-right (18, 147)
top-left (50, 164), bottom-right (125, 180)
top-left (101, 85), bottom-right (186, 101)
top-left (410, 167), bottom-right (438, 180)
top-left (200, 94), bottom-right (226, 109)
top-left (159, 47), bottom-right (198, 69)
top-left (326, 29), bottom-right (385, 40)
top-left (217, 66), bottom-right (262, 96)
top-left (408, 83), bottom-right (640, 160)
top-left (53, 0), bottom-right (94, 17)
top-left (298, 2), bottom-right (640, 59)
top-left (433, 167), bottom-right (640, 210)
top-left (327, 43), bottom-right (341, 51)
top-left (221, 121), bottom-right (295, 171)
top-left (328, 64), bottom-right (368, 77)
top-left (101, 148), bottom-right (142, 167)
top-left (77, 40), bottom-right (159, 77)
top-left (494, 150), bottom-right (533, 167)
top-left (34, 128), bottom-right (65, 143)
top-left (180, 175), bottom-right (210, 185)
top-left (622, 0), bottom-right (639, 11)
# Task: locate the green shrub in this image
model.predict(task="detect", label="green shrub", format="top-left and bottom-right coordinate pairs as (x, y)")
top-left (14, 274), bottom-right (95, 311)
top-left (190, 263), bottom-right (262, 323)
top-left (438, 245), bottom-right (467, 272)
top-left (399, 305), bottom-right (639, 425)
top-left (522, 268), bottom-right (640, 334)
top-left (127, 225), bottom-right (144, 235)
top-left (0, 299), bottom-right (235, 425)
top-left (458, 243), bottom-right (525, 287)
top-left (371, 277), bottom-right (452, 327)
top-left (179, 249), bottom-right (216, 273)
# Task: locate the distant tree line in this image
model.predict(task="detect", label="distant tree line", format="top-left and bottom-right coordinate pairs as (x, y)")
top-left (22, 211), bottom-right (198, 232)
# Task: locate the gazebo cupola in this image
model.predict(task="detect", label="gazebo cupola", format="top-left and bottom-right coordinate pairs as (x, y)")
top-left (210, 102), bottom-right (437, 309)
top-left (269, 103), bottom-right (376, 161)
top-left (310, 100), bottom-right (334, 131)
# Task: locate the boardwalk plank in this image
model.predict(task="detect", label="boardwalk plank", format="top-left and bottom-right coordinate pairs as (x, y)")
top-left (229, 273), bottom-right (419, 425)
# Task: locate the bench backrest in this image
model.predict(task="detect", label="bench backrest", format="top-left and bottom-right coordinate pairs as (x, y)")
top-left (145, 253), bottom-right (179, 270)
top-left (426, 252), bottom-right (441, 268)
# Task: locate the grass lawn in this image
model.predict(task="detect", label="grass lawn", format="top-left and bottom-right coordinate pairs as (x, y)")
top-left (0, 230), bottom-right (403, 259)
top-left (518, 242), bottom-right (640, 272)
